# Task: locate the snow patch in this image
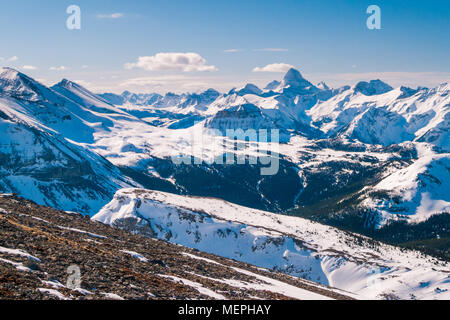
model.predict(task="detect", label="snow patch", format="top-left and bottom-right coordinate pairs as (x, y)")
top-left (159, 274), bottom-right (227, 299)
top-left (121, 250), bottom-right (149, 262)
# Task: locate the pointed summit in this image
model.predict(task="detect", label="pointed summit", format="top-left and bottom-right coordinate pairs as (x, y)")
top-left (281, 68), bottom-right (315, 90)
top-left (283, 68), bottom-right (303, 82)
top-left (199, 88), bottom-right (220, 99)
top-left (52, 78), bottom-right (91, 95)
top-left (55, 79), bottom-right (90, 93)
top-left (57, 78), bottom-right (77, 88)
top-left (52, 78), bottom-right (115, 107)
top-left (203, 88), bottom-right (219, 95)
top-left (398, 86), bottom-right (419, 99)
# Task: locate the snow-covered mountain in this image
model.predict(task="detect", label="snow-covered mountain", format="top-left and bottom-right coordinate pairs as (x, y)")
top-left (307, 81), bottom-right (449, 150)
top-left (100, 89), bottom-right (220, 114)
top-left (0, 68), bottom-right (136, 214)
top-left (93, 188), bottom-right (450, 300)
top-left (99, 91), bottom-right (162, 106)
top-left (96, 68), bottom-right (449, 152)
top-left (96, 68), bottom-right (449, 227)
top-left (229, 83), bottom-right (263, 96)
top-left (360, 144), bottom-right (450, 224)
top-left (0, 66), bottom-right (448, 248)
top-left (0, 66), bottom-right (448, 299)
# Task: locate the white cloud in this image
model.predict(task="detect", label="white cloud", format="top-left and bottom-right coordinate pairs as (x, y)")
top-left (253, 63), bottom-right (294, 73)
top-left (0, 56), bottom-right (19, 62)
top-left (224, 49), bottom-right (243, 53)
top-left (82, 65), bottom-right (89, 69)
top-left (254, 48), bottom-right (289, 52)
top-left (22, 65), bottom-right (37, 70)
top-left (124, 52), bottom-right (218, 72)
top-left (97, 13), bottom-right (124, 19)
top-left (49, 66), bottom-right (67, 71)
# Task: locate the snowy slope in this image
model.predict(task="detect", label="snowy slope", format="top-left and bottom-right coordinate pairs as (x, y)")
top-left (308, 82), bottom-right (449, 150)
top-left (0, 102), bottom-right (132, 213)
top-left (0, 67), bottom-right (448, 301)
top-left (0, 68), bottom-right (143, 144)
top-left (361, 144), bottom-right (450, 224)
top-left (85, 100), bottom-right (447, 225)
top-left (93, 188), bottom-right (450, 300)
top-left (0, 68), bottom-right (136, 213)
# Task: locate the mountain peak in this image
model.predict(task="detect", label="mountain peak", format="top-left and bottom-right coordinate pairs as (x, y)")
top-left (59, 78), bottom-right (72, 86)
top-left (242, 83), bottom-right (262, 94)
top-left (283, 68), bottom-right (304, 82)
top-left (437, 82), bottom-right (449, 92)
top-left (228, 83), bottom-right (262, 96)
top-left (0, 67), bottom-right (47, 101)
top-left (202, 88), bottom-right (220, 95)
top-left (281, 68), bottom-right (315, 90)
top-left (0, 67), bottom-right (37, 84)
top-left (264, 80), bottom-right (281, 91)
top-left (0, 67), bottom-right (21, 79)
top-left (354, 79), bottom-right (393, 96)
top-left (317, 81), bottom-right (330, 90)
top-left (398, 86), bottom-right (419, 99)
top-left (56, 78), bottom-right (83, 90)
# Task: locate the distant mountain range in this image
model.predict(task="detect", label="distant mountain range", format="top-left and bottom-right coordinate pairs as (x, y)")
top-left (99, 68), bottom-right (449, 150)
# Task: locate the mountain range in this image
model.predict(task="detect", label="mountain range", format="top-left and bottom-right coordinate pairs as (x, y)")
top-left (0, 66), bottom-right (448, 299)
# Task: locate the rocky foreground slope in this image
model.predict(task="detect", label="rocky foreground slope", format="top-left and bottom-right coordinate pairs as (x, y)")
top-left (0, 193), bottom-right (352, 300)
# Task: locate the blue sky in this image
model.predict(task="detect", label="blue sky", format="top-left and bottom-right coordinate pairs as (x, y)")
top-left (0, 0), bottom-right (449, 93)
